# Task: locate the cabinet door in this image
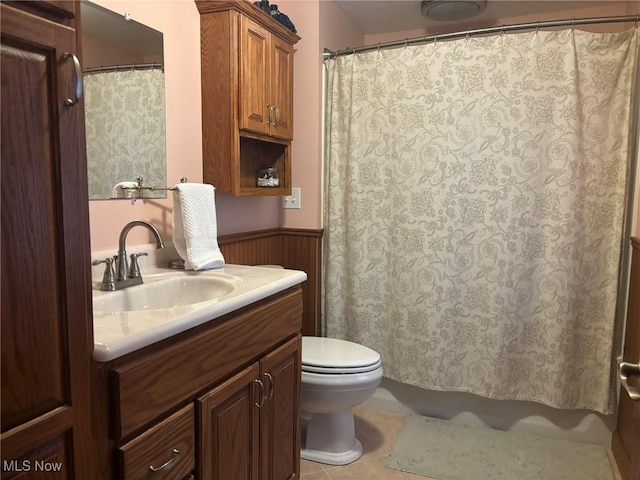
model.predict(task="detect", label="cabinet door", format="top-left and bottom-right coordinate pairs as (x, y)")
top-left (611, 238), bottom-right (640, 480)
top-left (260, 336), bottom-right (301, 480)
top-left (269, 36), bottom-right (294, 141)
top-left (239, 15), bottom-right (271, 137)
top-left (1, 3), bottom-right (93, 479)
top-left (198, 363), bottom-right (261, 480)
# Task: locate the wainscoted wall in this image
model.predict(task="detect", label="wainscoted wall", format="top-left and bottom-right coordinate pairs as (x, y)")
top-left (218, 228), bottom-right (323, 337)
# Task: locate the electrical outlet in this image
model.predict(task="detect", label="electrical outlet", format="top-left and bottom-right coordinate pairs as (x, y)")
top-left (282, 187), bottom-right (301, 209)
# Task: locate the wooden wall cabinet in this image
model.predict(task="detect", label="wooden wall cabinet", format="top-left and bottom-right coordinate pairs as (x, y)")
top-left (91, 288), bottom-right (303, 479)
top-left (1, 2), bottom-right (94, 478)
top-left (239, 15), bottom-right (294, 141)
top-left (196, 1), bottom-right (300, 197)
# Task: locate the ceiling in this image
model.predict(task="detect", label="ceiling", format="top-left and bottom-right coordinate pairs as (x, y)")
top-left (331, 0), bottom-right (633, 35)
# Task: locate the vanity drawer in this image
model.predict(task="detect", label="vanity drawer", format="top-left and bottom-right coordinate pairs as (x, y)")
top-left (118, 403), bottom-right (195, 480)
top-left (113, 288), bottom-right (303, 438)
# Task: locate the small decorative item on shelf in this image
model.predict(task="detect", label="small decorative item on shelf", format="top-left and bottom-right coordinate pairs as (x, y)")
top-left (269, 4), bottom-right (297, 34)
top-left (257, 168), bottom-right (280, 188)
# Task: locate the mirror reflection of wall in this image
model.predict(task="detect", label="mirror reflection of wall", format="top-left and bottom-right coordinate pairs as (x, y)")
top-left (81, 1), bottom-right (168, 200)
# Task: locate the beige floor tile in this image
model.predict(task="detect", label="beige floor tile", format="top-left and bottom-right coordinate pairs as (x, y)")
top-left (353, 406), bottom-right (406, 461)
top-left (301, 459), bottom-right (326, 476)
top-left (323, 455), bottom-right (434, 480)
top-left (300, 469), bottom-right (333, 479)
top-left (301, 406), bottom-right (413, 480)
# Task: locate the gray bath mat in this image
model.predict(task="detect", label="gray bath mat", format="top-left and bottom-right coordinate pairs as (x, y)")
top-left (385, 415), bottom-right (615, 480)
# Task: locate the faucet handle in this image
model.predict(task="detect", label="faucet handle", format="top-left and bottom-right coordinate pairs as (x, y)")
top-left (92, 258), bottom-right (116, 290)
top-left (129, 252), bottom-right (148, 279)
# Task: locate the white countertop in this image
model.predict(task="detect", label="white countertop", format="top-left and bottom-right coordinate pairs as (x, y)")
top-left (92, 264), bottom-right (307, 362)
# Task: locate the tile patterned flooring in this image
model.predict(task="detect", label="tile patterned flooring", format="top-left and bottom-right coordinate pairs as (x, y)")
top-left (301, 406), bottom-right (623, 480)
top-left (300, 406), bottom-right (433, 480)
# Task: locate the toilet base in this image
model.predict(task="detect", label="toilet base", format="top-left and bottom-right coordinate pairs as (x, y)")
top-left (300, 410), bottom-right (363, 466)
top-left (301, 439), bottom-right (363, 466)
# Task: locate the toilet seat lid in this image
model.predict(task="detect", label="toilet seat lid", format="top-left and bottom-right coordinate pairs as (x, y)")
top-left (302, 337), bottom-right (381, 372)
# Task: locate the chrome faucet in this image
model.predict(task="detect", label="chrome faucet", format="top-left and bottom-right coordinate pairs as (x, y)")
top-left (117, 220), bottom-right (165, 281)
top-left (92, 220), bottom-right (165, 291)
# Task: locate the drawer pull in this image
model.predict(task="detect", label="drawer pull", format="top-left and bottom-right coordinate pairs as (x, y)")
top-left (62, 52), bottom-right (82, 106)
top-left (149, 448), bottom-right (180, 472)
top-left (254, 379), bottom-right (265, 408)
top-left (274, 105), bottom-right (280, 127)
top-left (263, 372), bottom-right (274, 401)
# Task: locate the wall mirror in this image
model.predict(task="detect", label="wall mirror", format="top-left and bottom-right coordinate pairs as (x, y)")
top-left (81, 1), bottom-right (167, 200)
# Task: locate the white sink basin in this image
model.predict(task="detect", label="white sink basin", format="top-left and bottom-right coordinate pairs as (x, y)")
top-left (92, 265), bottom-right (307, 362)
top-left (92, 275), bottom-right (238, 312)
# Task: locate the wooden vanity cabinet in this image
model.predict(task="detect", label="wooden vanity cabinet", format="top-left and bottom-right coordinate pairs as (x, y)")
top-left (1, 2), bottom-right (94, 478)
top-left (198, 336), bottom-right (300, 480)
top-left (196, 1), bottom-right (300, 197)
top-left (91, 287), bottom-right (303, 479)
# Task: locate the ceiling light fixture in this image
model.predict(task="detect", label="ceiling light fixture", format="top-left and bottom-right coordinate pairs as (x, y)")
top-left (420, 0), bottom-right (488, 22)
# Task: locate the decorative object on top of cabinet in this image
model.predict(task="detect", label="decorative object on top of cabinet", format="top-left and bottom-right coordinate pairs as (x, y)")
top-left (269, 4), bottom-right (297, 33)
top-left (196, 0), bottom-right (300, 197)
top-left (1, 1), bottom-right (94, 477)
top-left (253, 1), bottom-right (297, 33)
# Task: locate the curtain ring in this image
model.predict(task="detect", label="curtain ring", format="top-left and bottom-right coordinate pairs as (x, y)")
top-left (535, 21), bottom-right (539, 34)
top-left (466, 30), bottom-right (470, 41)
top-left (500, 25), bottom-right (505, 36)
top-left (404, 38), bottom-right (408, 48)
top-left (571, 17), bottom-right (575, 30)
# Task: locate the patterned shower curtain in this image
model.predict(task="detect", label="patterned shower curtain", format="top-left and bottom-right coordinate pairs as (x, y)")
top-left (324, 28), bottom-right (638, 414)
top-left (84, 69), bottom-right (166, 199)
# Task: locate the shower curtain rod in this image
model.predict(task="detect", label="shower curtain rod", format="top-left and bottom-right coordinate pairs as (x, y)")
top-left (323, 14), bottom-right (639, 59)
top-left (82, 62), bottom-right (164, 74)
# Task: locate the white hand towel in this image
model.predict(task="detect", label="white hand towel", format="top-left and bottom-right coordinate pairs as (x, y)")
top-left (172, 183), bottom-right (225, 270)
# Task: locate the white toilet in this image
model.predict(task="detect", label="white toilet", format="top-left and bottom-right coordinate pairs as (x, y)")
top-left (300, 336), bottom-right (383, 465)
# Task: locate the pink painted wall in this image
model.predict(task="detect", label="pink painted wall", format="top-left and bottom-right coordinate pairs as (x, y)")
top-left (275, 0), bottom-right (365, 230)
top-left (88, 0), bottom-right (639, 252)
top-left (274, 0), bottom-right (322, 230)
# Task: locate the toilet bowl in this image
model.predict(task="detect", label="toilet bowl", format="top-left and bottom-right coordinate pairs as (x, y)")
top-left (300, 336), bottom-right (383, 465)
